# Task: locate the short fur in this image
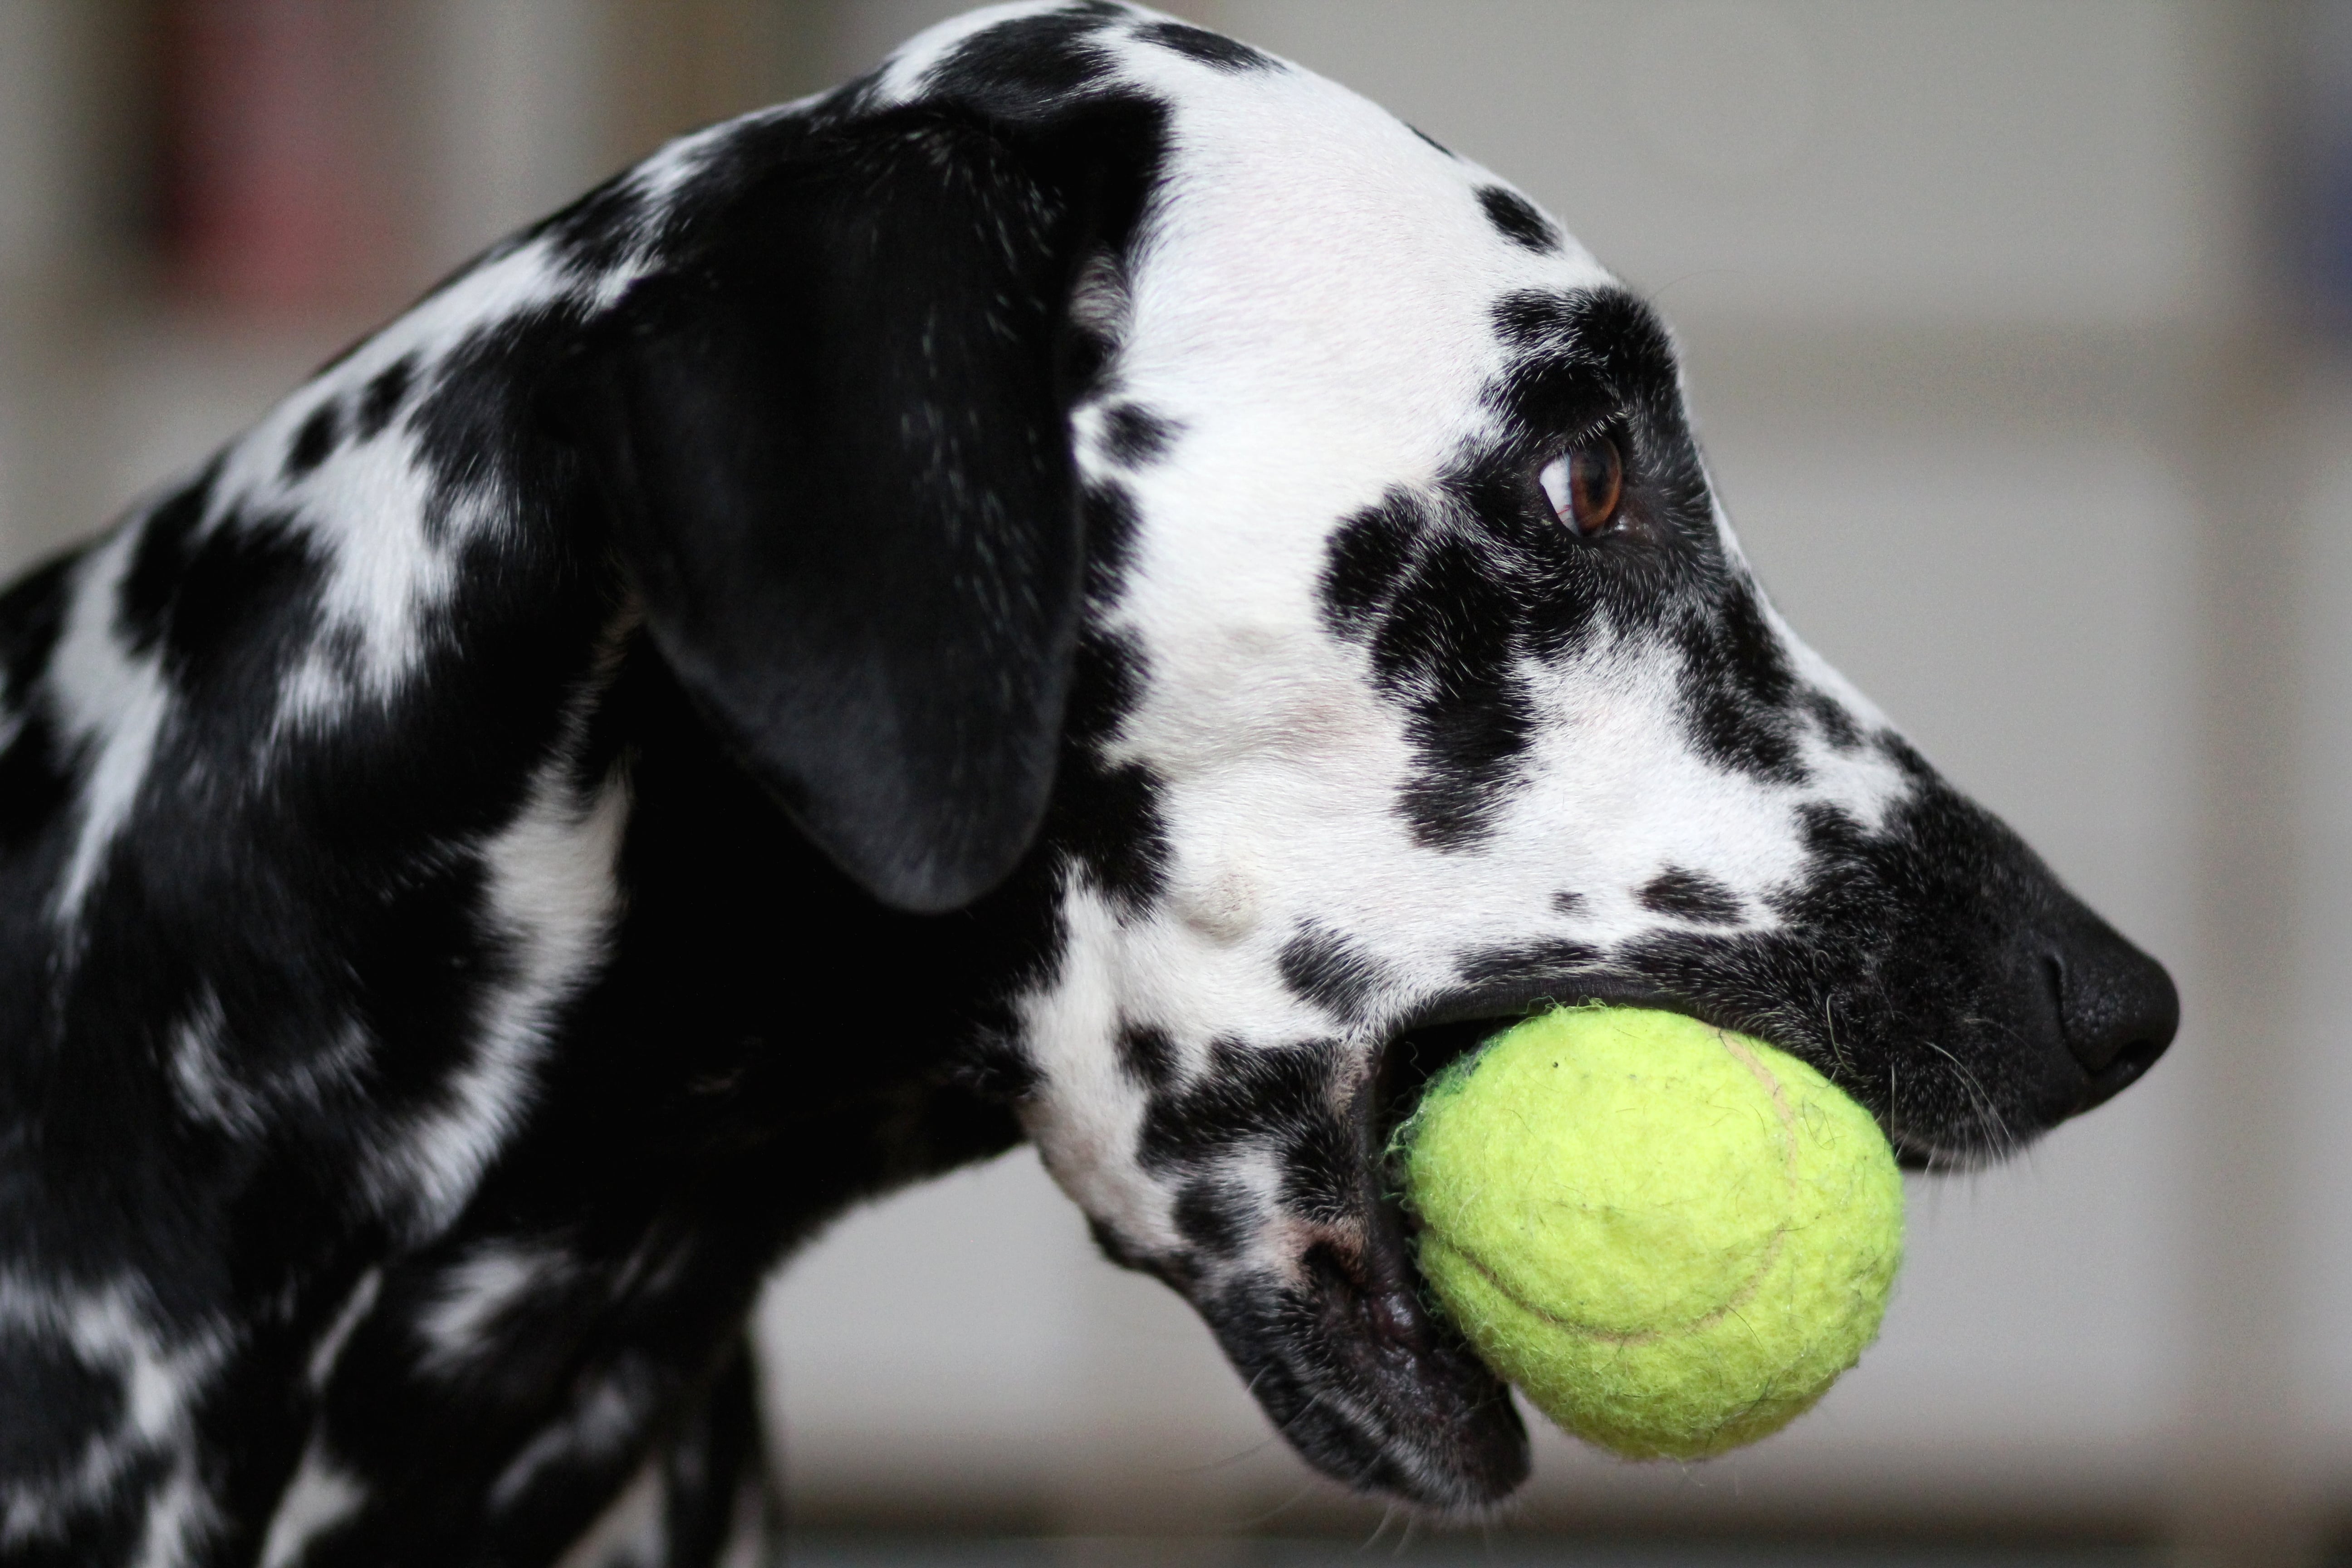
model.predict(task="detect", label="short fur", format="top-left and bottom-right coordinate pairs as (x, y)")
top-left (0, 6), bottom-right (2175, 1564)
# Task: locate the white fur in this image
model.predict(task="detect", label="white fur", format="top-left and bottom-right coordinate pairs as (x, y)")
top-left (364, 748), bottom-right (631, 1237)
top-left (45, 528), bottom-right (175, 927)
top-left (0, 1277), bottom-right (226, 1552)
top-left (413, 1244), bottom-right (570, 1377)
top-left (258, 1439), bottom-right (367, 1568)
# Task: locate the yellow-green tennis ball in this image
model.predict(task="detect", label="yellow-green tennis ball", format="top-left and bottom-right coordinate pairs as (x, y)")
top-left (1401, 1005), bottom-right (1903, 1461)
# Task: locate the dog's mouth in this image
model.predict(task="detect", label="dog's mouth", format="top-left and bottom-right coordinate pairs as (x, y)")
top-left (1234, 986), bottom-right (1904, 1507)
top-left (1375, 981), bottom-right (1953, 1170)
top-left (1183, 964), bottom-right (2089, 1506)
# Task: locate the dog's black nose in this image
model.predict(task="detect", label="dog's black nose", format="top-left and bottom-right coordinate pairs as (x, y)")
top-left (2043, 908), bottom-right (2178, 1110)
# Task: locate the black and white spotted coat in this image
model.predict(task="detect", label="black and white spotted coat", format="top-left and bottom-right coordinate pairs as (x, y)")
top-left (0, 5), bottom-right (2175, 1564)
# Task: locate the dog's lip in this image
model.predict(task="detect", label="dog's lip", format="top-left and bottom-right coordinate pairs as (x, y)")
top-left (1391, 971), bottom-right (1754, 1039)
top-left (1382, 975), bottom-right (1944, 1165)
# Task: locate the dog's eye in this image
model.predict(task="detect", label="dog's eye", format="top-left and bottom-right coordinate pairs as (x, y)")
top-left (1539, 436), bottom-right (1624, 537)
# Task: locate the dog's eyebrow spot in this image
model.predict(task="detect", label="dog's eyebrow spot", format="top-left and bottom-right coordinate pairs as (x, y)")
top-left (1477, 186), bottom-right (1561, 255)
top-left (1278, 923), bottom-right (1388, 1025)
top-left (1639, 867), bottom-right (1744, 925)
top-left (1379, 535), bottom-right (1541, 850)
top-left (1318, 491), bottom-right (1423, 637)
top-left (1134, 20), bottom-right (1280, 73)
top-left (355, 354), bottom-right (419, 441)
top-left (1101, 402), bottom-right (1181, 468)
top-left (1549, 889), bottom-right (1588, 916)
top-left (285, 400), bottom-right (345, 480)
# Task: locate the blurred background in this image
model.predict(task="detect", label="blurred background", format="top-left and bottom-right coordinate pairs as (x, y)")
top-left (0, 1), bottom-right (2343, 1564)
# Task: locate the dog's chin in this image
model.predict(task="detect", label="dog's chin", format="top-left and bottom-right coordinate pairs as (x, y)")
top-left (1191, 1202), bottom-right (1530, 1510)
top-left (1170, 1010), bottom-right (1535, 1510)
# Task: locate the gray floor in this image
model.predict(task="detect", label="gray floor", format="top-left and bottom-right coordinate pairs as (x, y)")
top-left (780, 1537), bottom-right (2160, 1567)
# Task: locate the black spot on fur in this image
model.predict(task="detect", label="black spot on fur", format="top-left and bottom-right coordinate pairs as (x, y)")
top-left (1318, 491), bottom-right (1421, 635)
top-left (1676, 583), bottom-right (1807, 784)
top-left (927, 3), bottom-right (1125, 104)
top-left (1117, 1021), bottom-right (1177, 1089)
top-left (543, 169), bottom-right (654, 278)
top-left (1277, 1112), bottom-right (1358, 1225)
top-left (1477, 186), bottom-right (1560, 253)
top-left (0, 558), bottom-right (74, 853)
top-left (1101, 403), bottom-right (1179, 466)
top-left (1806, 688), bottom-right (1864, 751)
top-left (0, 1327), bottom-right (123, 1484)
top-left (951, 1029), bottom-right (1040, 1103)
top-left (151, 512), bottom-right (326, 693)
top-left (1082, 479), bottom-right (1143, 610)
top-left (1279, 924), bottom-right (1387, 1025)
top-left (1640, 867), bottom-right (1743, 924)
top-left (409, 303), bottom-right (590, 546)
top-left (1549, 889), bottom-right (1587, 916)
top-left (1377, 534), bottom-right (1539, 848)
top-left (1321, 490), bottom-right (1542, 849)
top-left (1136, 20), bottom-right (1278, 72)
top-left (356, 354), bottom-right (417, 440)
top-left (1055, 628), bottom-right (1168, 912)
top-left (1054, 485), bottom-right (1165, 916)
top-left (118, 480), bottom-right (328, 707)
top-left (117, 462), bottom-right (219, 654)
top-left (1138, 1038), bottom-right (1335, 1173)
top-left (1455, 938), bottom-right (1602, 988)
top-left (286, 400), bottom-right (344, 478)
top-left (1172, 1175), bottom-right (1253, 1259)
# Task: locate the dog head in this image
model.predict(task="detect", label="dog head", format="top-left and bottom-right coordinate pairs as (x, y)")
top-left (582, 1), bottom-right (2177, 1509)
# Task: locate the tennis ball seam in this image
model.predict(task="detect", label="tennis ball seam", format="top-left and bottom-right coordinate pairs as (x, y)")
top-left (1425, 1220), bottom-right (1792, 1348)
top-left (1403, 1006), bottom-right (1905, 1461)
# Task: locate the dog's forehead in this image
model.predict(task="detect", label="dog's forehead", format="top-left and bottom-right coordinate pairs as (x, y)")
top-left (1122, 50), bottom-right (1614, 460)
top-left (879, 4), bottom-right (1619, 463)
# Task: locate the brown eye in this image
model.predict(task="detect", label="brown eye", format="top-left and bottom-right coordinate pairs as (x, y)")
top-left (1538, 436), bottom-right (1624, 536)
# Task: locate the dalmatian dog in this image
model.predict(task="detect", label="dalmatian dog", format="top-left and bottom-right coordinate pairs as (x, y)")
top-left (0, 4), bottom-right (2177, 1564)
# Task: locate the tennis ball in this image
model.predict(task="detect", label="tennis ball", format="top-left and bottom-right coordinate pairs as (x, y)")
top-left (1400, 1005), bottom-right (1903, 1461)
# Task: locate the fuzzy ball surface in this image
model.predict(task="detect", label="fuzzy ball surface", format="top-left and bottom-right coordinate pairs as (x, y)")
top-left (1401, 1005), bottom-right (1904, 1461)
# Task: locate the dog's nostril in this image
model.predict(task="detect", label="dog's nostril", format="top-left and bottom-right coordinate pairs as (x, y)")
top-left (2043, 915), bottom-right (2179, 1103)
top-left (2078, 1031), bottom-right (2167, 1111)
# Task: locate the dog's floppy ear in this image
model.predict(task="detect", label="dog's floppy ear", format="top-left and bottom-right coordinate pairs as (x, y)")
top-left (577, 106), bottom-right (1148, 913)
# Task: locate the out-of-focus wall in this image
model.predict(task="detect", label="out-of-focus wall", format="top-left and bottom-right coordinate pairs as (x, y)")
top-left (0, 4), bottom-right (2335, 1562)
